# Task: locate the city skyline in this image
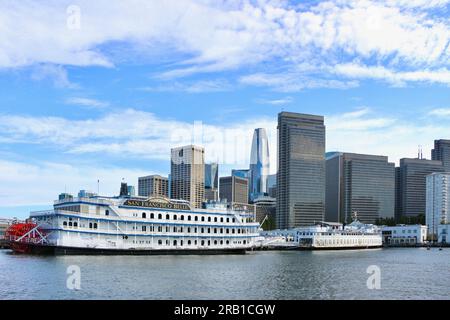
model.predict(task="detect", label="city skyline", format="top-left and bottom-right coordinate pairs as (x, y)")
top-left (0, 1), bottom-right (449, 218)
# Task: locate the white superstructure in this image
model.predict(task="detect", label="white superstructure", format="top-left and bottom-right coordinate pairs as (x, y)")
top-left (261, 221), bottom-right (382, 250)
top-left (29, 195), bottom-right (260, 254)
top-left (382, 225), bottom-right (428, 245)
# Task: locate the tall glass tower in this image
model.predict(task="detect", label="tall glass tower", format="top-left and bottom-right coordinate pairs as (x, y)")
top-left (277, 112), bottom-right (326, 228)
top-left (249, 128), bottom-right (270, 202)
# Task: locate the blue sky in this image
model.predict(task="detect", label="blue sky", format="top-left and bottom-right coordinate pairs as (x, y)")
top-left (0, 0), bottom-right (449, 218)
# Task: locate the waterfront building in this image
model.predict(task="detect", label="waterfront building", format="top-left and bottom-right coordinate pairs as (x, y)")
top-left (138, 175), bottom-right (169, 198)
top-left (432, 139), bottom-right (450, 172)
top-left (426, 173), bottom-right (450, 239)
top-left (396, 158), bottom-right (444, 220)
top-left (249, 128), bottom-right (270, 202)
top-left (205, 163), bottom-right (219, 202)
top-left (381, 225), bottom-right (427, 245)
top-left (277, 112), bottom-right (326, 228)
top-left (438, 224), bottom-right (450, 244)
top-left (325, 152), bottom-right (395, 224)
top-left (171, 145), bottom-right (205, 209)
top-left (219, 176), bottom-right (249, 204)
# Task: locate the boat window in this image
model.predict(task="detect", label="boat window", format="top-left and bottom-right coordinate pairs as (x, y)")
top-left (74, 222), bottom-right (78, 227)
top-left (188, 227), bottom-right (191, 233)
top-left (188, 240), bottom-right (191, 245)
top-left (201, 240), bottom-right (205, 246)
top-left (94, 223), bottom-right (98, 229)
top-left (214, 217), bottom-right (218, 222)
top-left (142, 226), bottom-right (147, 232)
top-left (180, 215), bottom-right (184, 221)
top-left (69, 222), bottom-right (73, 227)
top-left (195, 216), bottom-right (198, 222)
top-left (201, 217), bottom-right (205, 222)
top-left (158, 240), bottom-right (162, 245)
top-left (173, 215), bottom-right (177, 220)
top-left (150, 213), bottom-right (154, 219)
top-left (166, 214), bottom-right (170, 220)
top-left (63, 221), bottom-right (68, 226)
top-left (201, 228), bottom-right (204, 234)
top-left (220, 218), bottom-right (224, 223)
top-left (173, 240), bottom-right (177, 246)
top-left (226, 240), bottom-right (230, 245)
top-left (188, 216), bottom-right (191, 221)
top-left (226, 218), bottom-right (230, 223)
top-left (214, 240), bottom-right (218, 245)
top-left (142, 212), bottom-right (146, 219)
top-left (207, 228), bottom-right (211, 233)
top-left (158, 214), bottom-right (162, 219)
top-left (208, 240), bottom-right (211, 246)
top-left (214, 228), bottom-right (217, 234)
top-left (89, 222), bottom-right (92, 229)
top-left (105, 210), bottom-right (109, 216)
top-left (180, 240), bottom-right (183, 247)
top-left (208, 217), bottom-right (211, 222)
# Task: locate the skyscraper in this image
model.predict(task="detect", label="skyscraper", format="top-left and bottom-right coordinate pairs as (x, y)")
top-left (396, 158), bottom-right (444, 220)
top-left (277, 112), bottom-right (326, 228)
top-left (426, 173), bottom-right (450, 239)
top-left (205, 163), bottom-right (219, 202)
top-left (325, 152), bottom-right (395, 224)
top-left (138, 175), bottom-right (169, 198)
top-left (171, 145), bottom-right (205, 209)
top-left (432, 139), bottom-right (450, 172)
top-left (219, 176), bottom-right (249, 204)
top-left (249, 128), bottom-right (270, 202)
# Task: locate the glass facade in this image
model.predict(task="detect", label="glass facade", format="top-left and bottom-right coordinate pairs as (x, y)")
top-left (249, 128), bottom-right (270, 202)
top-left (277, 112), bottom-right (326, 228)
top-left (432, 140), bottom-right (450, 172)
top-left (205, 163), bottom-right (219, 189)
top-left (396, 158), bottom-right (444, 218)
top-left (326, 152), bottom-right (395, 224)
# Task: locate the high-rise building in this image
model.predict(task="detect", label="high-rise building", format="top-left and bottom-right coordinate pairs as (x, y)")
top-left (396, 158), bottom-right (444, 220)
top-left (325, 152), bottom-right (395, 224)
top-left (171, 145), bottom-right (205, 209)
top-left (277, 112), bottom-right (326, 228)
top-left (426, 173), bottom-right (450, 239)
top-left (219, 176), bottom-right (249, 204)
top-left (127, 185), bottom-right (136, 197)
top-left (249, 128), bottom-right (270, 202)
top-left (204, 163), bottom-right (219, 202)
top-left (267, 174), bottom-right (277, 199)
top-left (232, 169), bottom-right (250, 179)
top-left (432, 139), bottom-right (450, 172)
top-left (138, 175), bottom-right (169, 198)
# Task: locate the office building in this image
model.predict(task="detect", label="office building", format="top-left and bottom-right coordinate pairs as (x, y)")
top-left (426, 173), bottom-right (450, 239)
top-left (205, 163), bottom-right (219, 202)
top-left (277, 112), bottom-right (326, 228)
top-left (171, 145), bottom-right (205, 209)
top-left (127, 185), bottom-right (136, 197)
top-left (432, 139), bottom-right (450, 172)
top-left (326, 152), bottom-right (395, 224)
top-left (138, 175), bottom-right (169, 198)
top-left (249, 128), bottom-right (270, 202)
top-left (382, 225), bottom-right (427, 245)
top-left (219, 176), bottom-right (249, 204)
top-left (396, 158), bottom-right (444, 220)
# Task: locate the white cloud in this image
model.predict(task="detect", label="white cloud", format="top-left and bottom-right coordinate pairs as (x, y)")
top-left (140, 79), bottom-right (232, 93)
top-left (334, 63), bottom-right (450, 86)
top-left (65, 97), bottom-right (110, 109)
top-left (0, 0), bottom-right (448, 88)
top-left (256, 97), bottom-right (294, 105)
top-left (0, 160), bottom-right (153, 206)
top-left (428, 108), bottom-right (450, 117)
top-left (30, 64), bottom-right (77, 88)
